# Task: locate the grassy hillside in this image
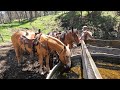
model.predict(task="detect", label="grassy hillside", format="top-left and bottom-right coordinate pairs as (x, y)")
top-left (0, 11), bottom-right (119, 44)
top-left (0, 13), bottom-right (62, 44)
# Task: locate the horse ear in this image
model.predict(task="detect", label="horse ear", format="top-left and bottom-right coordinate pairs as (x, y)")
top-left (64, 45), bottom-right (66, 50)
top-left (26, 32), bottom-right (28, 36)
top-left (67, 44), bottom-right (70, 48)
top-left (38, 29), bottom-right (41, 33)
top-left (72, 27), bottom-right (73, 32)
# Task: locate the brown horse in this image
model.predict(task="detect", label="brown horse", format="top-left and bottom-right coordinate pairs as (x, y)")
top-left (11, 30), bottom-right (37, 66)
top-left (47, 28), bottom-right (80, 49)
top-left (33, 34), bottom-right (71, 75)
top-left (47, 28), bottom-right (80, 69)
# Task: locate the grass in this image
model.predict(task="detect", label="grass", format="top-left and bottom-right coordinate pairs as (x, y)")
top-left (0, 11), bottom-right (119, 44)
top-left (0, 28), bottom-right (12, 43)
top-left (0, 13), bottom-right (62, 44)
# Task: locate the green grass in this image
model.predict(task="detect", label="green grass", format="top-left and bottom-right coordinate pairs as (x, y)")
top-left (0, 13), bottom-right (62, 44)
top-left (102, 11), bottom-right (116, 17)
top-left (0, 11), bottom-right (119, 44)
top-left (0, 28), bottom-right (12, 43)
top-left (18, 14), bottom-right (61, 34)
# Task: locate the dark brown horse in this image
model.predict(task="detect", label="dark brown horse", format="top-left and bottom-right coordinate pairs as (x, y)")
top-left (47, 28), bottom-right (80, 49)
top-left (33, 34), bottom-right (71, 75)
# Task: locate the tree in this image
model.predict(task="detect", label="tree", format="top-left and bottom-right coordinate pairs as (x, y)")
top-left (15, 11), bottom-right (21, 23)
top-left (24, 11), bottom-right (28, 20)
top-left (29, 11), bottom-right (33, 21)
top-left (34, 11), bottom-right (38, 18)
top-left (6, 11), bottom-right (12, 23)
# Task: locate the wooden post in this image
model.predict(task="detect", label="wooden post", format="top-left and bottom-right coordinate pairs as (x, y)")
top-left (81, 40), bottom-right (102, 79)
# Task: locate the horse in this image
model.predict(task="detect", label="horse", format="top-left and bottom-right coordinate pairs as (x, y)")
top-left (47, 28), bottom-right (80, 49)
top-left (33, 33), bottom-right (71, 75)
top-left (11, 30), bottom-right (39, 66)
top-left (47, 28), bottom-right (80, 69)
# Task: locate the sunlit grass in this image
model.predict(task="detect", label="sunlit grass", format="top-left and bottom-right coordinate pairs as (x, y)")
top-left (0, 28), bottom-right (11, 43)
top-left (0, 13), bottom-right (62, 44)
top-left (0, 11), bottom-right (119, 44)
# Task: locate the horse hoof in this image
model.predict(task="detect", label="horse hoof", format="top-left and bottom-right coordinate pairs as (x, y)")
top-left (46, 69), bottom-right (50, 73)
top-left (43, 67), bottom-right (50, 72)
top-left (41, 72), bottom-right (44, 75)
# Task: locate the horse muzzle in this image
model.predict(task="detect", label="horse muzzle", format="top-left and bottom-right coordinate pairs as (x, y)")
top-left (64, 59), bottom-right (71, 70)
top-left (77, 43), bottom-right (81, 47)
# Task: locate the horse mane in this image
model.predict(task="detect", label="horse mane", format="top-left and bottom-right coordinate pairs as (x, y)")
top-left (69, 29), bottom-right (78, 33)
top-left (46, 35), bottom-right (65, 46)
top-left (60, 32), bottom-right (66, 41)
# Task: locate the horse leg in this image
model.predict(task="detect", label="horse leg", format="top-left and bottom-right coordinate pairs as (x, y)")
top-left (49, 53), bottom-right (53, 70)
top-left (29, 52), bottom-right (34, 64)
top-left (45, 54), bottom-right (50, 73)
top-left (19, 48), bottom-right (24, 64)
top-left (14, 47), bottom-right (21, 66)
top-left (38, 55), bottom-right (44, 75)
top-left (54, 53), bottom-right (59, 65)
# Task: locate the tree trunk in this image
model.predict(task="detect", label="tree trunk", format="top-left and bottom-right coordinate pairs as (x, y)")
top-left (15, 11), bottom-right (21, 23)
top-left (19, 11), bottom-right (24, 21)
top-left (117, 23), bottom-right (120, 39)
top-left (24, 11), bottom-right (28, 20)
top-left (54, 11), bottom-right (57, 15)
top-left (6, 11), bottom-right (12, 23)
top-left (29, 11), bottom-right (33, 21)
top-left (0, 12), bottom-right (2, 23)
top-left (0, 11), bottom-right (5, 24)
top-left (34, 11), bottom-right (38, 18)
top-left (38, 11), bottom-right (41, 17)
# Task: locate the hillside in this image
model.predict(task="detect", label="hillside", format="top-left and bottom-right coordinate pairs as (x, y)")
top-left (0, 11), bottom-right (120, 44)
top-left (0, 13), bottom-right (62, 44)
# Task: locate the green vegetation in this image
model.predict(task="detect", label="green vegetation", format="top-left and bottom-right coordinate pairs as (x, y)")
top-left (0, 11), bottom-right (120, 44)
top-left (57, 11), bottom-right (120, 39)
top-left (0, 14), bottom-right (62, 43)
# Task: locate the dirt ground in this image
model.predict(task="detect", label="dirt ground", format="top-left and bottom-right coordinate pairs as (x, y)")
top-left (0, 42), bottom-right (82, 79)
top-left (0, 43), bottom-right (47, 79)
top-left (1, 43), bottom-right (120, 79)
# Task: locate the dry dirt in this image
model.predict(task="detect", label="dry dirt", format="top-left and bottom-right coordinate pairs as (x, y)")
top-left (0, 43), bottom-right (46, 79)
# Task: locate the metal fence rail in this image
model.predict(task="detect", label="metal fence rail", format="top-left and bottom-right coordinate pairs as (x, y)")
top-left (46, 62), bottom-right (61, 79)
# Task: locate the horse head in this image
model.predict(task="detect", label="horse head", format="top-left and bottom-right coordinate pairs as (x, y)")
top-left (59, 44), bottom-right (71, 69)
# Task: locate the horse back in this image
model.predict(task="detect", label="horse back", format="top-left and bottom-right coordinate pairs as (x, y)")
top-left (11, 30), bottom-right (35, 51)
